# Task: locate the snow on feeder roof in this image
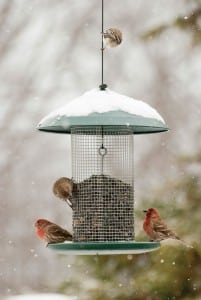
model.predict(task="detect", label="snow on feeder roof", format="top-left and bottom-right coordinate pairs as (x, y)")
top-left (37, 89), bottom-right (168, 134)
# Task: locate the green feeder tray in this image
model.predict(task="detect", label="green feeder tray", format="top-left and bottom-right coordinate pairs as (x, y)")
top-left (47, 241), bottom-right (160, 255)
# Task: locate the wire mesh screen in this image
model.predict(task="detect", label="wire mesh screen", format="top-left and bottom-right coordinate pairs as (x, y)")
top-left (71, 126), bottom-right (134, 242)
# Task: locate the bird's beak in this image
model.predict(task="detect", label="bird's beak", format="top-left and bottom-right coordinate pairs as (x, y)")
top-left (143, 210), bottom-right (148, 213)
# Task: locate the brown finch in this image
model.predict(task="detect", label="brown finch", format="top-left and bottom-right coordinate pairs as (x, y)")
top-left (102, 28), bottom-right (122, 49)
top-left (143, 208), bottom-right (181, 242)
top-left (35, 219), bottom-right (72, 245)
top-left (53, 177), bottom-right (73, 208)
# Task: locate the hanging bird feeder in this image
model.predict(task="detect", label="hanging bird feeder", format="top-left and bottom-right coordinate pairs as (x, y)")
top-left (37, 89), bottom-right (168, 255)
top-left (36, 1), bottom-right (168, 255)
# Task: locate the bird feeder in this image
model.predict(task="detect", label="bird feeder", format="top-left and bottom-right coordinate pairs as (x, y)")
top-left (37, 89), bottom-right (168, 255)
top-left (36, 0), bottom-right (168, 255)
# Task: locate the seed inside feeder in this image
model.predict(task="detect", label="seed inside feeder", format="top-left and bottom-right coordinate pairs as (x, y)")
top-left (72, 174), bottom-right (134, 242)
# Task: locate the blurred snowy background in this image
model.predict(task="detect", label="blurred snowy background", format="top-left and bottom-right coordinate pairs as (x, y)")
top-left (0, 0), bottom-right (201, 299)
top-left (5, 294), bottom-right (76, 300)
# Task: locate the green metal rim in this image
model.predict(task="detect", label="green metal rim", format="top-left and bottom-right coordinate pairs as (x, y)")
top-left (38, 125), bottom-right (168, 135)
top-left (37, 111), bottom-right (169, 135)
top-left (47, 241), bottom-right (160, 255)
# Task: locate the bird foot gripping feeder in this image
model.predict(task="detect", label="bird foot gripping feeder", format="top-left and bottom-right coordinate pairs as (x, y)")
top-left (36, 0), bottom-right (168, 255)
top-left (37, 89), bottom-right (168, 255)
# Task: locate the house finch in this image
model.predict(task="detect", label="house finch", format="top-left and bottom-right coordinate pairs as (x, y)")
top-left (102, 28), bottom-right (122, 49)
top-left (143, 208), bottom-right (181, 242)
top-left (35, 219), bottom-right (72, 245)
top-left (53, 177), bottom-right (74, 207)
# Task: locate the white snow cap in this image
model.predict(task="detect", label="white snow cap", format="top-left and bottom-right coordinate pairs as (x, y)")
top-left (39, 89), bottom-right (165, 124)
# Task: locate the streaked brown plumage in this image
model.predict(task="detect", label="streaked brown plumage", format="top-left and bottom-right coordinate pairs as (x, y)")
top-left (35, 219), bottom-right (72, 245)
top-left (103, 28), bottom-right (122, 49)
top-left (53, 177), bottom-right (73, 207)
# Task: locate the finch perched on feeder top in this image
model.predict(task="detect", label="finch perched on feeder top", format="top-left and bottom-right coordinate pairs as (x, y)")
top-left (102, 28), bottom-right (122, 49)
top-left (53, 177), bottom-right (73, 207)
top-left (35, 219), bottom-right (72, 245)
top-left (143, 208), bottom-right (181, 242)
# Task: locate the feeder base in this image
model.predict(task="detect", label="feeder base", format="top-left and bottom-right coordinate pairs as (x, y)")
top-left (47, 241), bottom-right (160, 255)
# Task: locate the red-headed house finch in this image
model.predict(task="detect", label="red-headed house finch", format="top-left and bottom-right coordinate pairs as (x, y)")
top-left (102, 28), bottom-right (122, 49)
top-left (143, 208), bottom-right (181, 242)
top-left (35, 219), bottom-right (72, 245)
top-left (53, 177), bottom-right (74, 208)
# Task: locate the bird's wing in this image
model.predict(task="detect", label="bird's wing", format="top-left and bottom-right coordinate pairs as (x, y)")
top-left (152, 218), bottom-right (178, 239)
top-left (48, 224), bottom-right (72, 240)
top-left (152, 218), bottom-right (168, 232)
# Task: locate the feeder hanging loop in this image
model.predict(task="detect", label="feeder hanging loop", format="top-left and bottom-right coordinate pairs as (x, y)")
top-left (98, 145), bottom-right (107, 157)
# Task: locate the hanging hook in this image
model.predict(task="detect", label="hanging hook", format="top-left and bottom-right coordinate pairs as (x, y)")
top-left (98, 145), bottom-right (107, 157)
top-left (98, 126), bottom-right (107, 157)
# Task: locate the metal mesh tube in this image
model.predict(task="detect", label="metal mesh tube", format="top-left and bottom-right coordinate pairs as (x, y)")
top-left (71, 126), bottom-right (134, 242)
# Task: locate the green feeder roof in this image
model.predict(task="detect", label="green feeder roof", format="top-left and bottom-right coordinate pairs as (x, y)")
top-left (47, 241), bottom-right (160, 255)
top-left (37, 89), bottom-right (168, 134)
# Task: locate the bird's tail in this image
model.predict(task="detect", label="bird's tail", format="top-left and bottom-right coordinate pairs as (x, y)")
top-left (160, 238), bottom-right (193, 248)
top-left (178, 239), bottom-right (193, 248)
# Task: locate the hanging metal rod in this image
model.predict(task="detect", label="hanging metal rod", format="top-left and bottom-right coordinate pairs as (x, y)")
top-left (99, 0), bottom-right (107, 90)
